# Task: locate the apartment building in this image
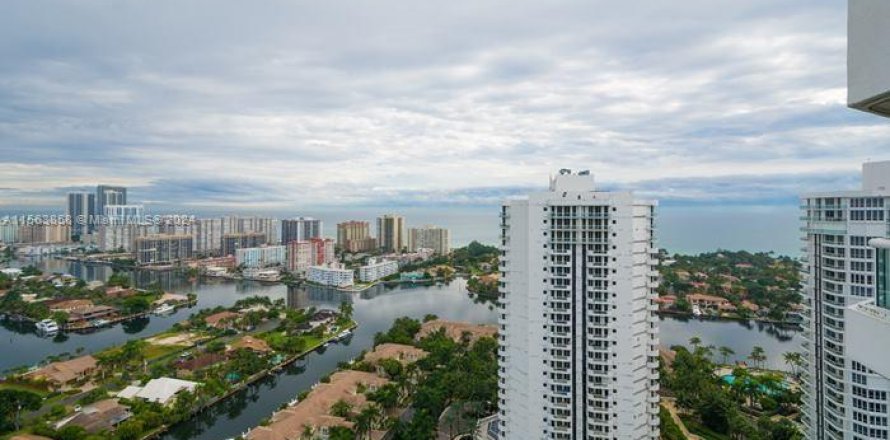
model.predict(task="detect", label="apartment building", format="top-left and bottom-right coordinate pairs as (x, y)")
top-left (281, 217), bottom-right (322, 244)
top-left (498, 170), bottom-right (660, 439)
top-left (358, 258), bottom-right (398, 283)
top-left (800, 2), bottom-right (890, 437)
top-left (377, 215), bottom-right (405, 253)
top-left (308, 263), bottom-right (354, 288)
top-left (408, 225), bottom-right (451, 255)
top-left (286, 238), bottom-right (334, 275)
top-left (134, 235), bottom-right (193, 265)
top-left (337, 220), bottom-right (376, 253)
top-left (96, 185), bottom-right (126, 219)
top-left (235, 245), bottom-right (286, 269)
top-left (222, 232), bottom-right (267, 257)
top-left (67, 192), bottom-right (95, 237)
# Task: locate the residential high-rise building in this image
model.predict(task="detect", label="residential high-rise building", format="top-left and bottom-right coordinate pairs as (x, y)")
top-left (281, 218), bottom-right (322, 244)
top-left (799, 3), bottom-right (890, 436)
top-left (337, 221), bottom-right (376, 253)
top-left (96, 185), bottom-right (127, 219)
top-left (286, 238), bottom-right (334, 275)
top-left (222, 232), bottom-right (267, 257)
top-left (222, 216), bottom-right (280, 245)
top-left (800, 161), bottom-right (890, 440)
top-left (0, 217), bottom-right (20, 243)
top-left (103, 205), bottom-right (145, 225)
top-left (498, 170), bottom-right (660, 440)
top-left (67, 192), bottom-right (95, 237)
top-left (135, 235), bottom-right (193, 265)
top-left (98, 224), bottom-right (153, 252)
top-left (407, 225), bottom-right (451, 255)
top-left (377, 215), bottom-right (405, 253)
top-left (192, 218), bottom-right (223, 255)
top-left (17, 224), bottom-right (72, 244)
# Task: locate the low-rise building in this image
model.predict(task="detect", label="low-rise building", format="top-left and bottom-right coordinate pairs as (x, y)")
top-left (58, 399), bottom-right (132, 434)
top-left (246, 370), bottom-right (389, 440)
top-left (236, 245), bottom-right (286, 268)
top-left (416, 320), bottom-right (497, 344)
top-left (358, 258), bottom-right (398, 283)
top-left (363, 343), bottom-right (428, 367)
top-left (204, 311), bottom-right (242, 329)
top-left (27, 355), bottom-right (98, 390)
top-left (686, 293), bottom-right (736, 312)
top-left (117, 377), bottom-right (200, 406)
top-left (308, 263), bottom-right (354, 288)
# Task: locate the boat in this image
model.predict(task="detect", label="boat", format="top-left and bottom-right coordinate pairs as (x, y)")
top-left (91, 318), bottom-right (111, 328)
top-left (336, 329), bottom-right (352, 341)
top-left (35, 319), bottom-right (60, 334)
top-left (153, 303), bottom-right (176, 315)
top-left (692, 305), bottom-right (703, 318)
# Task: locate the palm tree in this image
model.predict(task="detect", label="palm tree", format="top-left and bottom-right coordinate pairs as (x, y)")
top-left (300, 425), bottom-right (313, 440)
top-left (689, 336), bottom-right (702, 349)
top-left (783, 351), bottom-right (803, 377)
top-left (718, 346), bottom-right (735, 365)
top-left (748, 346), bottom-right (767, 370)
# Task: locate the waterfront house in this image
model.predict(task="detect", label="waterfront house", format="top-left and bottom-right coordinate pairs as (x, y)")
top-left (229, 335), bottom-right (273, 354)
top-left (686, 293), bottom-right (736, 313)
top-left (117, 377), bottom-right (200, 406)
top-left (27, 355), bottom-right (98, 390)
top-left (105, 286), bottom-right (137, 298)
top-left (175, 353), bottom-right (227, 376)
top-left (416, 319), bottom-right (497, 344)
top-left (204, 311), bottom-right (242, 329)
top-left (67, 305), bottom-right (117, 326)
top-left (58, 399), bottom-right (132, 433)
top-left (363, 343), bottom-right (428, 373)
top-left (246, 370), bottom-right (389, 440)
top-left (47, 299), bottom-right (94, 312)
top-left (654, 295), bottom-right (677, 310)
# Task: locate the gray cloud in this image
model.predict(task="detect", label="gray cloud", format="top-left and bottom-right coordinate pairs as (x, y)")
top-left (0, 0), bottom-right (886, 211)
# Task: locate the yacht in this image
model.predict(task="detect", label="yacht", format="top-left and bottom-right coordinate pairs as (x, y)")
top-left (153, 303), bottom-right (176, 315)
top-left (35, 319), bottom-right (60, 334)
top-left (692, 305), bottom-right (703, 318)
top-left (336, 329), bottom-right (352, 341)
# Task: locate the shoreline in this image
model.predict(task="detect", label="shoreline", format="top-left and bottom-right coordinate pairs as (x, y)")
top-left (142, 321), bottom-right (358, 440)
top-left (655, 309), bottom-right (803, 328)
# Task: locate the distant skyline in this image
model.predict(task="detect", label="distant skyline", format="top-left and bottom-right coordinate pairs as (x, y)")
top-left (2, 1), bottom-right (888, 211)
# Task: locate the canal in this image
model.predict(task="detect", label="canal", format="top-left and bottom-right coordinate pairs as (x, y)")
top-left (0, 258), bottom-right (802, 440)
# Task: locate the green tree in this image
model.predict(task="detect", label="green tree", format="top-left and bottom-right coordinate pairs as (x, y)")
top-left (56, 425), bottom-right (87, 440)
top-left (330, 399), bottom-right (352, 418)
top-left (718, 346), bottom-right (735, 365)
top-left (749, 346), bottom-right (767, 369)
top-left (114, 419), bottom-right (144, 440)
top-left (0, 389), bottom-right (43, 431)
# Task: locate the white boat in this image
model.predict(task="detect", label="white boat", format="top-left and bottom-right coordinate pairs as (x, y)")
top-left (153, 303), bottom-right (176, 315)
top-left (692, 305), bottom-right (703, 318)
top-left (336, 329), bottom-right (352, 341)
top-left (35, 319), bottom-right (59, 334)
top-left (91, 318), bottom-right (111, 328)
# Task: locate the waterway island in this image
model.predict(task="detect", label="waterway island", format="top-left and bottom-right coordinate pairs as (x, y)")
top-left (0, 296), bottom-right (355, 440)
top-left (0, 267), bottom-right (194, 333)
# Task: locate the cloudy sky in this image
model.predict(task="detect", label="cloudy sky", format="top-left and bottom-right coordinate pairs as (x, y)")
top-left (1, 0), bottom-right (886, 212)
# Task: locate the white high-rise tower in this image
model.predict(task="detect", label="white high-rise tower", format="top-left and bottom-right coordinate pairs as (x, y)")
top-left (497, 170), bottom-right (660, 440)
